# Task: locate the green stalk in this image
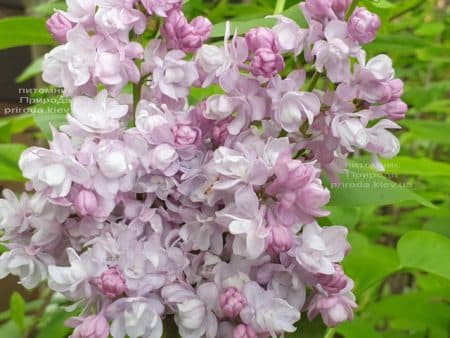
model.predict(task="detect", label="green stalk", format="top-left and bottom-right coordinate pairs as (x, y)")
top-left (163, 316), bottom-right (180, 338)
top-left (130, 81), bottom-right (141, 128)
top-left (307, 71), bottom-right (321, 91)
top-left (324, 328), bottom-right (336, 338)
top-left (346, 0), bottom-right (359, 20)
top-left (274, 0), bottom-right (286, 14)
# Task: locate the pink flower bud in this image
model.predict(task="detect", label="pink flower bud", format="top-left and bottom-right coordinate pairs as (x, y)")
top-left (379, 83), bottom-right (393, 103)
top-left (46, 12), bottom-right (74, 44)
top-left (191, 16), bottom-right (213, 41)
top-left (307, 293), bottom-right (357, 327)
top-left (74, 190), bottom-right (98, 217)
top-left (71, 314), bottom-right (110, 338)
top-left (332, 0), bottom-right (352, 19)
top-left (268, 225), bottom-right (293, 254)
top-left (233, 324), bottom-right (257, 338)
top-left (219, 287), bottom-right (247, 318)
top-left (384, 99), bottom-right (408, 120)
top-left (250, 48), bottom-right (285, 78)
top-left (348, 7), bottom-right (381, 44)
top-left (296, 180), bottom-right (331, 215)
top-left (245, 27), bottom-right (280, 53)
top-left (141, 0), bottom-right (182, 17)
top-left (162, 10), bottom-right (211, 53)
top-left (304, 0), bottom-right (333, 20)
top-left (172, 125), bottom-right (200, 146)
top-left (92, 267), bottom-right (127, 299)
top-left (388, 79), bottom-right (404, 100)
top-left (316, 264), bottom-right (351, 294)
top-left (212, 117), bottom-right (232, 146)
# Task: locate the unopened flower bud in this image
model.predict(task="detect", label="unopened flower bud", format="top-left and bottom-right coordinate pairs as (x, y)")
top-left (212, 117), bottom-right (232, 146)
top-left (233, 324), bottom-right (257, 338)
top-left (332, 0), bottom-right (352, 19)
top-left (384, 99), bottom-right (408, 120)
top-left (268, 225), bottom-right (293, 254)
top-left (92, 267), bottom-right (127, 299)
top-left (307, 293), bottom-right (357, 327)
top-left (304, 0), bottom-right (333, 20)
top-left (245, 27), bottom-right (280, 53)
top-left (191, 16), bottom-right (213, 41)
top-left (316, 264), bottom-right (351, 294)
top-left (74, 190), bottom-right (98, 217)
top-left (46, 12), bottom-right (74, 44)
top-left (162, 10), bottom-right (211, 53)
top-left (71, 314), bottom-right (110, 338)
top-left (172, 125), bottom-right (200, 146)
top-left (348, 7), bottom-right (380, 44)
top-left (250, 48), bottom-right (285, 78)
top-left (388, 79), bottom-right (404, 100)
top-left (219, 287), bottom-right (247, 318)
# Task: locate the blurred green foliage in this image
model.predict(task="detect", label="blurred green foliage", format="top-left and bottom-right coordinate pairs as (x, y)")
top-left (0, 0), bottom-right (449, 337)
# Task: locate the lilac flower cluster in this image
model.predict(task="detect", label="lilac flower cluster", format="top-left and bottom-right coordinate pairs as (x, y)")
top-left (0, 0), bottom-right (407, 337)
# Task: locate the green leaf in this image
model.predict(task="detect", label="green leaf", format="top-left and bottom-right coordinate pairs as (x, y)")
top-left (416, 46), bottom-right (450, 63)
top-left (8, 115), bottom-right (36, 135)
top-left (382, 157), bottom-right (450, 177)
top-left (325, 161), bottom-right (434, 208)
top-left (33, 0), bottom-right (67, 16)
top-left (414, 22), bottom-right (445, 37)
top-left (211, 4), bottom-right (306, 37)
top-left (401, 120), bottom-right (450, 145)
top-left (9, 293), bottom-right (26, 332)
top-left (326, 206), bottom-right (361, 228)
top-left (0, 119), bottom-right (12, 143)
top-left (0, 115), bottom-right (36, 143)
top-left (366, 34), bottom-right (428, 55)
top-left (398, 230), bottom-right (450, 280)
top-left (0, 17), bottom-right (55, 50)
top-left (189, 85), bottom-right (224, 105)
top-left (416, 274), bottom-right (450, 293)
top-left (36, 308), bottom-right (74, 338)
top-left (421, 99), bottom-right (450, 114)
top-left (343, 233), bottom-right (400, 294)
top-left (212, 17), bottom-right (273, 38)
top-left (16, 56), bottom-right (44, 83)
top-left (336, 316), bottom-right (383, 338)
top-left (424, 213), bottom-right (450, 238)
top-left (285, 317), bottom-right (326, 338)
top-left (0, 300), bottom-right (43, 322)
top-left (0, 144), bottom-right (26, 182)
top-left (0, 321), bottom-right (23, 338)
top-left (366, 291), bottom-right (450, 332)
top-left (361, 0), bottom-right (394, 9)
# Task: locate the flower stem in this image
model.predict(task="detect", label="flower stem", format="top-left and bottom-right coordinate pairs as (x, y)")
top-left (325, 328), bottom-right (336, 338)
top-left (130, 81), bottom-right (141, 127)
top-left (345, 0), bottom-right (359, 20)
top-left (23, 288), bottom-right (53, 338)
top-left (307, 71), bottom-right (321, 91)
top-left (274, 0), bottom-right (286, 14)
top-left (163, 316), bottom-right (179, 338)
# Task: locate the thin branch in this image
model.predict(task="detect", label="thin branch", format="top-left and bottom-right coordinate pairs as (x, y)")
top-left (345, 0), bottom-right (359, 20)
top-left (274, 0), bottom-right (286, 15)
top-left (23, 288), bottom-right (53, 338)
top-left (307, 71), bottom-right (322, 92)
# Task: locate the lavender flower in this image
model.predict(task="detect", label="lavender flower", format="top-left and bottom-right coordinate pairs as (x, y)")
top-left (2, 1), bottom-right (409, 336)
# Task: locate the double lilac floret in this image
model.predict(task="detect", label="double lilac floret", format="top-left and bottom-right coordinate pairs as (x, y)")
top-left (246, 27), bottom-right (285, 77)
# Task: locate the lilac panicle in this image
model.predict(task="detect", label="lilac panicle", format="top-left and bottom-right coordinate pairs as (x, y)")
top-left (0, 0), bottom-right (407, 336)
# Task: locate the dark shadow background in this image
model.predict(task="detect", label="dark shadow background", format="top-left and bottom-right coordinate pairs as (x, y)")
top-left (0, 0), bottom-right (38, 311)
